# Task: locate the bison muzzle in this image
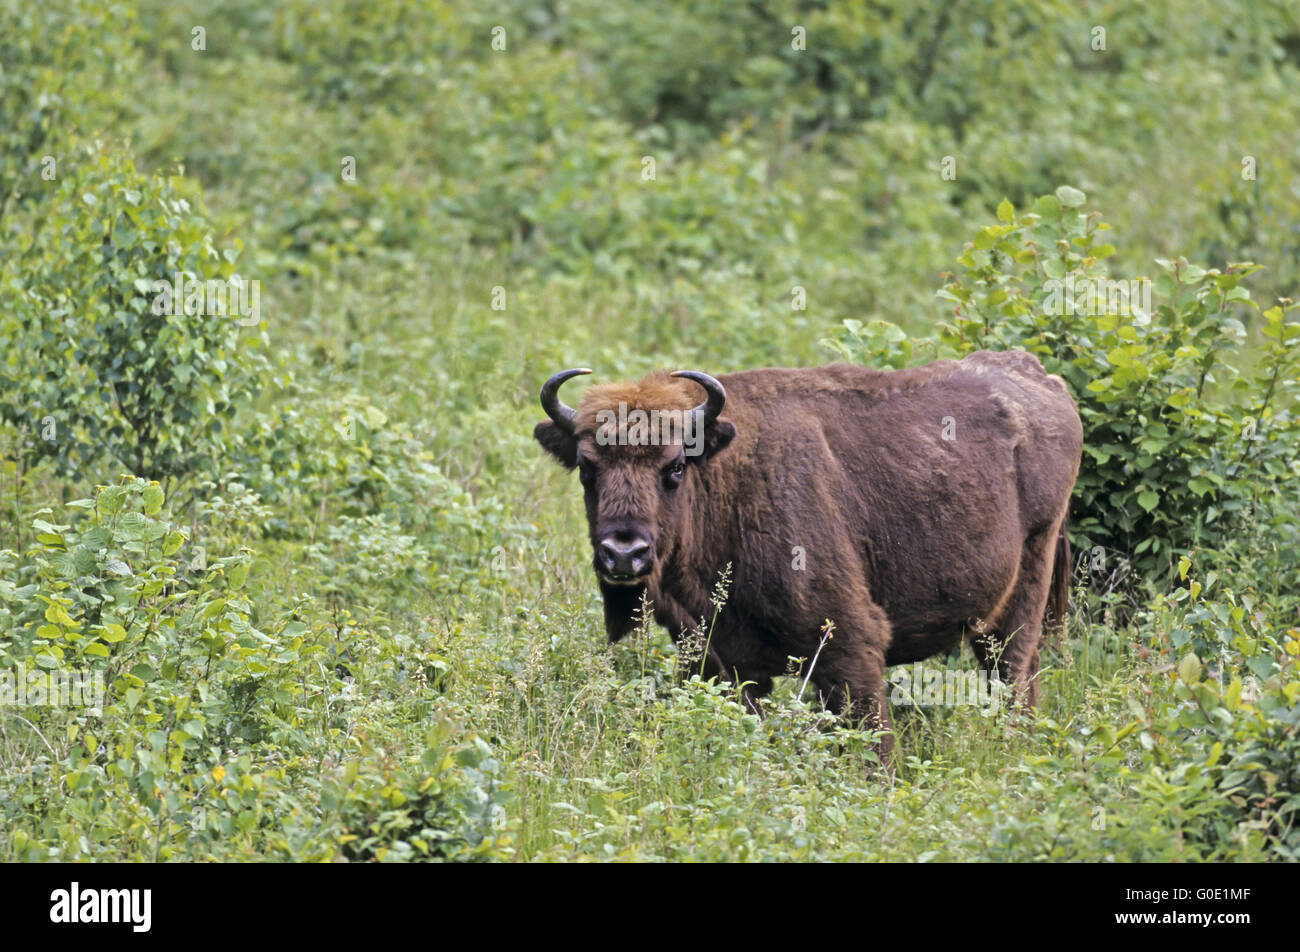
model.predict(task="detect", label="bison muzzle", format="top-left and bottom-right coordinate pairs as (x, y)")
top-left (534, 353), bottom-right (1083, 763)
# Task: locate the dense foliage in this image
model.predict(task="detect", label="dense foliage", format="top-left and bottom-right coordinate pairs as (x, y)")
top-left (1, 144), bottom-right (270, 482)
top-left (1, 0), bottom-right (1298, 861)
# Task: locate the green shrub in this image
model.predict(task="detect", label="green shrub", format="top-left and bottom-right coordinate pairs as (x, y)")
top-left (942, 190), bottom-right (1299, 578)
top-left (0, 476), bottom-right (513, 860)
top-left (0, 477), bottom-right (309, 742)
top-left (0, 0), bottom-right (138, 222)
top-left (1135, 559), bottom-right (1300, 859)
top-left (308, 514), bottom-right (421, 611)
top-left (0, 476), bottom-right (312, 858)
top-left (324, 726), bottom-right (513, 862)
top-left (0, 142), bottom-right (270, 484)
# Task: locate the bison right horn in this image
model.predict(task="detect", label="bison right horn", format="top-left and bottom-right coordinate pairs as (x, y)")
top-left (672, 370), bottom-right (726, 427)
top-left (540, 368), bottom-right (592, 433)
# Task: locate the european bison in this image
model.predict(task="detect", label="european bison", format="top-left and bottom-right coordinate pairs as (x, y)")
top-left (534, 352), bottom-right (1082, 761)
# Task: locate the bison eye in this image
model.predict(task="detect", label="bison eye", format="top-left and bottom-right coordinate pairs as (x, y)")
top-left (578, 460), bottom-right (597, 487)
top-left (663, 461), bottom-right (686, 488)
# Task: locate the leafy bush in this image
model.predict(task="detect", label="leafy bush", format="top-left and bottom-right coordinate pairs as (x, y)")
top-left (0, 142), bottom-right (270, 483)
top-left (0, 0), bottom-right (138, 222)
top-left (1133, 558), bottom-right (1300, 859)
top-left (308, 514), bottom-right (421, 611)
top-left (0, 477), bottom-right (303, 857)
top-left (325, 726), bottom-right (513, 862)
top-left (232, 371), bottom-right (531, 611)
top-left (0, 477), bottom-right (509, 861)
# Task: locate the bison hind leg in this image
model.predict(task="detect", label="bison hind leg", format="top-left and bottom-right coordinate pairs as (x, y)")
top-left (973, 515), bottom-right (1068, 709)
top-left (808, 604), bottom-right (895, 768)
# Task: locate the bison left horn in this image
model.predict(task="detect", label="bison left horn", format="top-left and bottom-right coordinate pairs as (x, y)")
top-left (540, 368), bottom-right (592, 433)
top-left (672, 370), bottom-right (726, 427)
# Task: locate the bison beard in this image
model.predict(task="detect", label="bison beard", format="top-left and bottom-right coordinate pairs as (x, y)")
top-left (534, 352), bottom-right (1083, 765)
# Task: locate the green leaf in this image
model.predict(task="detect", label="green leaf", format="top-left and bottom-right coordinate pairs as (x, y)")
top-left (104, 558), bottom-right (133, 578)
top-left (98, 486), bottom-right (126, 515)
top-left (1033, 194), bottom-right (1061, 217)
top-left (1225, 677), bottom-right (1242, 712)
top-left (1055, 185), bottom-right (1086, 208)
top-left (114, 512), bottom-right (149, 542)
top-left (142, 483), bottom-right (165, 515)
top-left (996, 198), bottom-right (1014, 223)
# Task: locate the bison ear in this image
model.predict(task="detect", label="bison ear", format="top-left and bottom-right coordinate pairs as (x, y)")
top-left (534, 420), bottom-right (579, 468)
top-left (702, 418), bottom-right (736, 459)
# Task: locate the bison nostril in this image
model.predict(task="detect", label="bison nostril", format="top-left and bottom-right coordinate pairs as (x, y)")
top-left (601, 537), bottom-right (647, 556)
top-left (598, 537), bottom-right (652, 578)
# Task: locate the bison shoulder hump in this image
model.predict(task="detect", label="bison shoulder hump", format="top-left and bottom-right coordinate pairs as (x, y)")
top-left (964, 349), bottom-right (1046, 377)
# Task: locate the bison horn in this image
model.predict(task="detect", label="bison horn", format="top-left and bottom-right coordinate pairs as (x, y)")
top-left (540, 368), bottom-right (592, 433)
top-left (672, 370), bottom-right (726, 427)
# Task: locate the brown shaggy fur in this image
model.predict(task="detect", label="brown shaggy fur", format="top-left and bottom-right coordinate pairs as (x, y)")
top-left (535, 353), bottom-right (1083, 764)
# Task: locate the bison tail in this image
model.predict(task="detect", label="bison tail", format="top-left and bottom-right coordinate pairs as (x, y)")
top-left (1046, 517), bottom-right (1072, 634)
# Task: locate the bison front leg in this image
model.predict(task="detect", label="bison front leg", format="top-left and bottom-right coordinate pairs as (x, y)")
top-left (656, 597), bottom-right (769, 715)
top-left (810, 606), bottom-right (895, 768)
top-left (683, 635), bottom-right (767, 716)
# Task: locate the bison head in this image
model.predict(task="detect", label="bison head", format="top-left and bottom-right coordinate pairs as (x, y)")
top-left (534, 369), bottom-right (736, 633)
